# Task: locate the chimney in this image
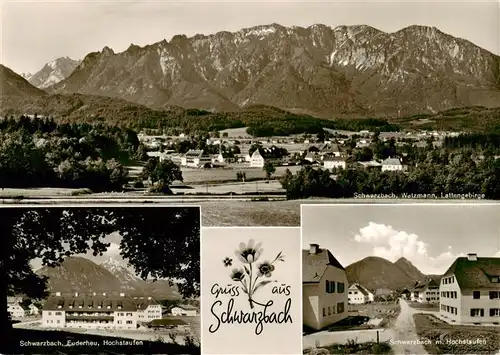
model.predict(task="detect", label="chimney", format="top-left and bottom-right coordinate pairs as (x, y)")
top-left (120, 293), bottom-right (125, 297)
top-left (467, 253), bottom-right (477, 261)
top-left (55, 292), bottom-right (61, 296)
top-left (309, 244), bottom-right (319, 254)
top-left (92, 292), bottom-right (96, 296)
top-left (74, 292), bottom-right (79, 297)
top-left (102, 292), bottom-right (107, 296)
top-left (147, 296), bottom-right (152, 300)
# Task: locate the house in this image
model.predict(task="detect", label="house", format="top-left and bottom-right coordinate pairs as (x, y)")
top-left (320, 143), bottom-right (342, 157)
top-left (171, 305), bottom-right (198, 316)
top-left (348, 284), bottom-right (374, 304)
top-left (135, 296), bottom-right (163, 322)
top-left (381, 157), bottom-right (406, 172)
top-left (324, 157), bottom-right (346, 170)
top-left (303, 244), bottom-right (348, 330)
top-left (412, 279), bottom-right (440, 303)
top-left (250, 150), bottom-right (265, 168)
top-left (41, 292), bottom-right (139, 330)
top-left (358, 161), bottom-right (382, 170)
top-left (7, 301), bottom-right (28, 318)
top-left (181, 150), bottom-right (212, 168)
top-left (439, 254), bottom-right (500, 325)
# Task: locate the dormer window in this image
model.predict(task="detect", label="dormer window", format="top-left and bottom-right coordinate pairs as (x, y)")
top-left (58, 305), bottom-right (62, 309)
top-left (492, 276), bottom-right (499, 283)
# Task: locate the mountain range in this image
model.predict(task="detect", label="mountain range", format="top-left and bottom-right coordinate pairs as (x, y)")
top-left (2, 23), bottom-right (500, 119)
top-left (23, 57), bottom-right (81, 89)
top-left (345, 256), bottom-right (441, 290)
top-left (36, 256), bottom-right (181, 299)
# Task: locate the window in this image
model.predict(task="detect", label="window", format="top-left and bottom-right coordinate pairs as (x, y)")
top-left (490, 308), bottom-right (500, 317)
top-left (117, 320), bottom-right (122, 324)
top-left (470, 308), bottom-right (484, 317)
top-left (489, 291), bottom-right (499, 299)
top-left (328, 307), bottom-right (331, 316)
top-left (57, 320), bottom-right (60, 324)
top-left (55, 312), bottom-right (62, 316)
top-left (126, 312), bottom-right (133, 316)
top-left (337, 302), bottom-right (345, 313)
top-left (338, 282), bottom-right (345, 293)
top-left (322, 308), bottom-right (326, 317)
top-left (126, 320), bottom-right (132, 324)
top-left (492, 277), bottom-right (499, 283)
top-left (48, 312), bottom-right (52, 315)
top-left (473, 291), bottom-right (480, 299)
top-left (332, 305), bottom-right (336, 314)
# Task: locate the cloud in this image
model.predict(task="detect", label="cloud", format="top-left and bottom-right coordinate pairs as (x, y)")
top-left (102, 242), bottom-right (120, 258)
top-left (353, 222), bottom-right (463, 274)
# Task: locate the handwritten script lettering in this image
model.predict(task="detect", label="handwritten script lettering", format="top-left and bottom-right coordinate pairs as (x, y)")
top-left (209, 298), bottom-right (292, 335)
top-left (210, 283), bottom-right (240, 298)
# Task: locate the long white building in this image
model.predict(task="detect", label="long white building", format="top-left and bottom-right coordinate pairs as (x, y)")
top-left (41, 292), bottom-right (164, 330)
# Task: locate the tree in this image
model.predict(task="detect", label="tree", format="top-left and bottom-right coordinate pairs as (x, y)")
top-left (142, 158), bottom-right (183, 186)
top-left (263, 162), bottom-right (276, 180)
top-left (0, 207), bottom-right (200, 351)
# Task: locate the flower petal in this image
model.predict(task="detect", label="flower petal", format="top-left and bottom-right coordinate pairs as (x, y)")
top-left (248, 239), bottom-right (255, 249)
top-left (238, 242), bottom-right (246, 252)
top-left (265, 273), bottom-right (272, 278)
top-left (247, 254), bottom-right (254, 263)
top-left (254, 242), bottom-right (262, 251)
top-left (237, 254), bottom-right (246, 263)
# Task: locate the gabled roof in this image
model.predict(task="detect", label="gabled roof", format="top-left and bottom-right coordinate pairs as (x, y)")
top-left (173, 304), bottom-right (198, 311)
top-left (251, 150), bottom-right (263, 158)
top-left (135, 298), bottom-right (160, 310)
top-left (42, 294), bottom-right (137, 312)
top-left (320, 143), bottom-right (341, 153)
top-left (349, 283), bottom-right (369, 296)
top-left (324, 156), bottom-right (346, 162)
top-left (444, 257), bottom-right (500, 290)
top-left (185, 149), bottom-right (205, 157)
top-left (382, 158), bottom-right (402, 165)
top-left (414, 278), bottom-right (439, 291)
top-left (302, 248), bottom-right (345, 283)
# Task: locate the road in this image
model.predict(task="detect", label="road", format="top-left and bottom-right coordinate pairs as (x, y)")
top-left (386, 299), bottom-right (428, 355)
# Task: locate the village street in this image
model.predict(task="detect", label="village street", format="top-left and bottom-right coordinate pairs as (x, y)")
top-left (303, 299), bottom-right (438, 353)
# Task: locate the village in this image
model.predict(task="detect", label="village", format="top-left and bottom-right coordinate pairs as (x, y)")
top-left (8, 292), bottom-right (200, 345)
top-left (302, 244), bottom-right (500, 355)
top-left (137, 127), bottom-right (469, 196)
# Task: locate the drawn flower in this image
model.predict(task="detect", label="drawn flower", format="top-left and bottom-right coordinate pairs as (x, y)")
top-left (257, 261), bottom-right (275, 278)
top-left (235, 239), bottom-right (263, 264)
top-left (230, 268), bottom-right (245, 281)
top-left (223, 257), bottom-right (232, 267)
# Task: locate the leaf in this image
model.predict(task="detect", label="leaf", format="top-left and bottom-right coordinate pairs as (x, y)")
top-left (244, 265), bottom-right (250, 275)
top-left (253, 280), bottom-right (275, 293)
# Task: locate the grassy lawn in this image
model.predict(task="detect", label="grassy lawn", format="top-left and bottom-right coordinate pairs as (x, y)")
top-left (6, 328), bottom-right (199, 354)
top-left (304, 341), bottom-right (393, 354)
top-left (408, 302), bottom-right (439, 311)
top-left (413, 314), bottom-right (500, 354)
top-left (180, 165), bottom-right (302, 184)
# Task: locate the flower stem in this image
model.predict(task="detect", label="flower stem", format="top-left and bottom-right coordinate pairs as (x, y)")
top-left (249, 263), bottom-right (253, 301)
top-left (248, 297), bottom-right (254, 309)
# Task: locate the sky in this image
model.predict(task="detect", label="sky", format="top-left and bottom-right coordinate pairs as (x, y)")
top-left (1, 0), bottom-right (499, 74)
top-left (301, 204), bottom-right (500, 275)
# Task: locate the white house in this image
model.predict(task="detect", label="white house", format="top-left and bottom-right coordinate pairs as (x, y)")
top-left (7, 301), bottom-right (27, 318)
top-left (411, 279), bottom-right (440, 303)
top-left (181, 150), bottom-right (212, 168)
top-left (324, 157), bottom-right (346, 170)
top-left (42, 292), bottom-right (139, 330)
top-left (348, 283), bottom-right (374, 304)
top-left (250, 150), bottom-right (265, 168)
top-left (381, 157), bottom-right (406, 172)
top-left (303, 244), bottom-right (348, 330)
top-left (171, 305), bottom-right (198, 316)
top-left (439, 254), bottom-right (500, 325)
top-left (135, 297), bottom-right (163, 322)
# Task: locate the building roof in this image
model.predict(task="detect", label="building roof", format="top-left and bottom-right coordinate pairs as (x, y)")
top-left (135, 298), bottom-right (160, 310)
top-left (324, 156), bottom-right (346, 162)
top-left (173, 304), bottom-right (198, 311)
top-left (413, 278), bottom-right (439, 291)
top-left (149, 317), bottom-right (188, 327)
top-left (302, 247), bottom-right (346, 283)
top-left (382, 158), bottom-right (402, 165)
top-left (42, 294), bottom-right (138, 312)
top-left (444, 257), bottom-right (500, 290)
top-left (185, 149), bottom-right (205, 157)
top-left (251, 149), bottom-right (263, 158)
top-left (359, 161), bottom-right (382, 167)
top-left (349, 283), bottom-right (369, 296)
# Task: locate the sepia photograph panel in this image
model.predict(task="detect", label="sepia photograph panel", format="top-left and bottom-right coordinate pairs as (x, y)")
top-left (201, 227), bottom-right (302, 355)
top-left (301, 203), bottom-right (500, 355)
top-left (1, 1), bottom-right (500, 226)
top-left (1, 205), bottom-right (201, 355)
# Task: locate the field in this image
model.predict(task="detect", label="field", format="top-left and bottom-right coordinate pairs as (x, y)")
top-left (303, 341), bottom-right (393, 355)
top-left (180, 165), bottom-right (302, 184)
top-left (219, 127), bottom-right (252, 138)
top-left (413, 314), bottom-right (500, 354)
top-left (171, 180), bottom-right (284, 194)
